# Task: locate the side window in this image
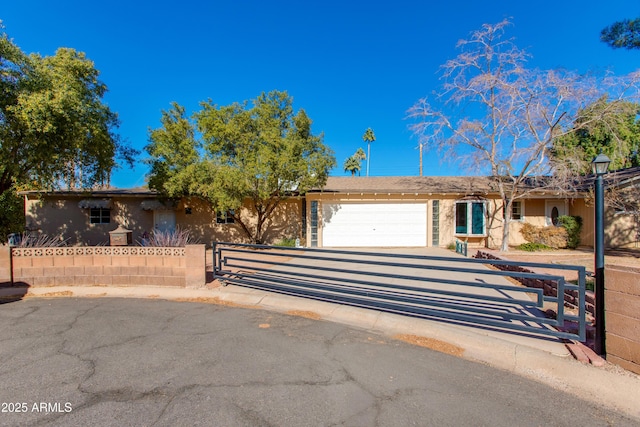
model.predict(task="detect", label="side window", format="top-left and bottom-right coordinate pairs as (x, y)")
top-left (89, 208), bottom-right (111, 224)
top-left (502, 200), bottom-right (523, 221)
top-left (511, 201), bottom-right (523, 221)
top-left (216, 210), bottom-right (235, 224)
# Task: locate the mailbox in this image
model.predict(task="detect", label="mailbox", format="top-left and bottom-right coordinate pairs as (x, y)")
top-left (109, 225), bottom-right (132, 246)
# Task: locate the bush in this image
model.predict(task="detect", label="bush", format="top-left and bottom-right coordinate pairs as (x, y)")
top-left (520, 222), bottom-right (568, 249)
top-left (557, 215), bottom-right (582, 249)
top-left (14, 232), bottom-right (69, 248)
top-left (516, 242), bottom-right (552, 252)
top-left (138, 227), bottom-right (200, 247)
top-left (274, 237), bottom-right (298, 247)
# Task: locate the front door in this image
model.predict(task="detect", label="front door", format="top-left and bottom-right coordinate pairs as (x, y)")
top-left (545, 200), bottom-right (567, 226)
top-left (154, 210), bottom-right (176, 233)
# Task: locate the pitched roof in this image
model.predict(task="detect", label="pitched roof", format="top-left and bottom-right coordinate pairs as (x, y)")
top-left (20, 187), bottom-right (157, 197)
top-left (314, 176), bottom-right (498, 195)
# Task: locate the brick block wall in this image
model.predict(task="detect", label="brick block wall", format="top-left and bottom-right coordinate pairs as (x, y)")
top-left (7, 245), bottom-right (205, 288)
top-left (606, 266), bottom-right (640, 375)
top-left (0, 246), bottom-right (11, 284)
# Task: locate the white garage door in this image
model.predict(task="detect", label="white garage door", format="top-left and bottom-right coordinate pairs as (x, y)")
top-left (322, 203), bottom-right (427, 247)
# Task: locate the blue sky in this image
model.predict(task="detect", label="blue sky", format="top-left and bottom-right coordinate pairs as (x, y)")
top-left (3, 1), bottom-right (638, 188)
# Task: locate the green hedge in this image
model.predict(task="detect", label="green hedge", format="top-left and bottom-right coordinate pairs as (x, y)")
top-left (557, 215), bottom-right (582, 249)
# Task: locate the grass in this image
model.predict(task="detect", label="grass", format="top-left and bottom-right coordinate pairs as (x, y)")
top-left (516, 242), bottom-right (552, 252)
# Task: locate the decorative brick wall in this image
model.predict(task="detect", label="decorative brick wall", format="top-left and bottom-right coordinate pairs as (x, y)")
top-left (606, 266), bottom-right (640, 375)
top-left (6, 244), bottom-right (205, 289)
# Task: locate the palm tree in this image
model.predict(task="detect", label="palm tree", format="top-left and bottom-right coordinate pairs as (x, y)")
top-left (354, 147), bottom-right (366, 162)
top-left (362, 128), bottom-right (376, 176)
top-left (343, 156), bottom-right (361, 176)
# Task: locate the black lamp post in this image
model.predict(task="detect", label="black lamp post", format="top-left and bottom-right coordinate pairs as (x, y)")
top-left (592, 153), bottom-right (610, 356)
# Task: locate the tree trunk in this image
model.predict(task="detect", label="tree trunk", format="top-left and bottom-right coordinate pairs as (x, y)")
top-left (501, 198), bottom-right (512, 252)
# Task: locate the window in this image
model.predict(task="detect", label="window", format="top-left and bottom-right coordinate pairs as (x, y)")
top-left (455, 200), bottom-right (485, 236)
top-left (432, 200), bottom-right (440, 246)
top-left (511, 201), bottom-right (523, 221)
top-left (216, 210), bottom-right (235, 224)
top-left (90, 208), bottom-right (110, 224)
top-left (503, 201), bottom-right (523, 221)
top-left (310, 201), bottom-right (318, 247)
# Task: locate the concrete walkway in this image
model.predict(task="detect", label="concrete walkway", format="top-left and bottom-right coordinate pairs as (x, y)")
top-left (1, 282), bottom-right (639, 421)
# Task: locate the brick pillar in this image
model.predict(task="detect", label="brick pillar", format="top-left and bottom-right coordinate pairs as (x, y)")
top-left (185, 244), bottom-right (206, 288)
top-left (0, 246), bottom-right (11, 284)
top-left (606, 266), bottom-right (640, 375)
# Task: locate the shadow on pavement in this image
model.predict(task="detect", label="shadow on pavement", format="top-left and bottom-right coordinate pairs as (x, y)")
top-left (0, 283), bottom-right (29, 305)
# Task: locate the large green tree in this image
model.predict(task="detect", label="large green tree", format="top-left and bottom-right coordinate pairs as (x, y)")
top-left (552, 98), bottom-right (640, 174)
top-left (601, 17), bottom-right (640, 50)
top-left (146, 90), bottom-right (336, 244)
top-left (0, 25), bottom-right (136, 237)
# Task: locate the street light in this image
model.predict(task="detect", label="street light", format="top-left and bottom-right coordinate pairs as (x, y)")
top-left (592, 153), bottom-right (610, 356)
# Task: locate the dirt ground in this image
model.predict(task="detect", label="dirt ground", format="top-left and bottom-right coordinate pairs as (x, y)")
top-left (473, 246), bottom-right (640, 282)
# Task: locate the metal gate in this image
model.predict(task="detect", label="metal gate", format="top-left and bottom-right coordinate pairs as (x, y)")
top-left (212, 242), bottom-right (587, 342)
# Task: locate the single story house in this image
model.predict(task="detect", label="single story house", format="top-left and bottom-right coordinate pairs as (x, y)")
top-left (20, 168), bottom-right (640, 249)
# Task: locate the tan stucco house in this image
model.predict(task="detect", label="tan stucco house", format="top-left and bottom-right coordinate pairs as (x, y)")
top-left (21, 168), bottom-right (640, 249)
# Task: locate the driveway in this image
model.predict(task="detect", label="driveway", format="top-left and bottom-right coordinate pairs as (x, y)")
top-left (0, 297), bottom-right (636, 426)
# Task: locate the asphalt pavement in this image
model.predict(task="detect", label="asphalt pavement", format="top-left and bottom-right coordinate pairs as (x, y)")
top-left (0, 296), bottom-right (638, 426)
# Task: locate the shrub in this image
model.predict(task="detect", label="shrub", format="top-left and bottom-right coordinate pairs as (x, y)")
top-left (274, 237), bottom-right (298, 247)
top-left (516, 242), bottom-right (552, 252)
top-left (138, 227), bottom-right (200, 247)
top-left (15, 232), bottom-right (69, 247)
top-left (557, 215), bottom-right (582, 249)
top-left (520, 223), bottom-right (538, 243)
top-left (520, 222), bottom-right (568, 249)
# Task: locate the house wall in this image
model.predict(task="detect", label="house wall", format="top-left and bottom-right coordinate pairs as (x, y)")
top-left (24, 195), bottom-right (155, 245)
top-left (605, 210), bottom-right (639, 249)
top-left (507, 199), bottom-right (553, 247)
top-left (24, 195), bottom-right (303, 247)
top-left (569, 198), bottom-right (639, 249)
top-left (569, 198), bottom-right (593, 248)
top-left (306, 193), bottom-right (506, 249)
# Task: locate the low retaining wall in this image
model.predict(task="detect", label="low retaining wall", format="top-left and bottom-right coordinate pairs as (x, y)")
top-left (1, 244), bottom-right (205, 288)
top-left (606, 266), bottom-right (640, 375)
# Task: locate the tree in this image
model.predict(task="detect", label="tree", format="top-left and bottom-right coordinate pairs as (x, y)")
top-left (552, 98), bottom-right (640, 174)
top-left (0, 24), bottom-right (136, 237)
top-left (601, 17), bottom-right (640, 50)
top-left (362, 128), bottom-right (375, 176)
top-left (146, 90), bottom-right (336, 244)
top-left (343, 156), bottom-right (361, 176)
top-left (408, 19), bottom-right (640, 251)
top-left (343, 148), bottom-right (366, 176)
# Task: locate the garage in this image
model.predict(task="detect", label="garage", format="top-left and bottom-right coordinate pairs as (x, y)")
top-left (321, 202), bottom-right (427, 247)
